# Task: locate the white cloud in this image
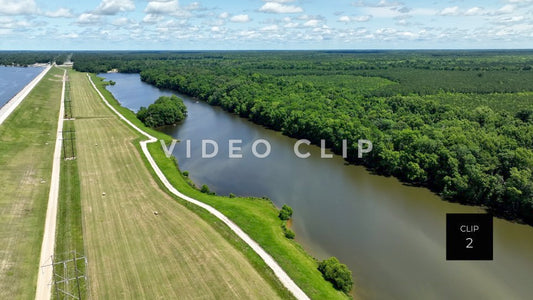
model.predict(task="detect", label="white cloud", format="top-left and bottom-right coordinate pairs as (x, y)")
top-left (282, 18), bottom-right (299, 28)
top-left (496, 4), bottom-right (515, 14)
top-left (396, 18), bottom-right (409, 26)
top-left (0, 17), bottom-right (12, 24)
top-left (0, 17), bottom-right (31, 29)
top-left (59, 32), bottom-right (79, 39)
top-left (262, 0), bottom-right (296, 3)
top-left (352, 0), bottom-right (402, 8)
top-left (284, 22), bottom-right (299, 28)
top-left (339, 15), bottom-right (350, 22)
top-left (238, 30), bottom-right (260, 39)
top-left (355, 15), bottom-right (372, 22)
top-left (112, 17), bottom-right (132, 26)
top-left (506, 0), bottom-right (533, 4)
top-left (145, 0), bottom-right (179, 14)
top-left (374, 27), bottom-right (421, 41)
top-left (44, 8), bottom-right (73, 18)
top-left (361, 7), bottom-right (401, 18)
top-left (261, 24), bottom-right (279, 31)
top-left (297, 14), bottom-right (325, 21)
top-left (144, 0), bottom-right (192, 18)
top-left (230, 14), bottom-right (251, 23)
top-left (440, 6), bottom-right (460, 16)
top-left (409, 8), bottom-right (437, 16)
top-left (492, 23), bottom-right (533, 37)
top-left (77, 13), bottom-right (100, 24)
top-left (338, 15), bottom-right (372, 22)
top-left (303, 19), bottom-right (320, 27)
top-left (0, 28), bottom-right (14, 35)
top-left (142, 13), bottom-right (162, 23)
top-left (464, 7), bottom-right (485, 16)
top-left (185, 2), bottom-right (201, 10)
top-left (95, 0), bottom-right (135, 15)
top-left (0, 0), bottom-right (38, 15)
top-left (219, 12), bottom-right (229, 19)
top-left (259, 2), bottom-right (303, 14)
top-left (492, 15), bottom-right (526, 24)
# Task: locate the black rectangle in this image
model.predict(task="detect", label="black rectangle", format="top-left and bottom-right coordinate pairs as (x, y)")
top-left (446, 213), bottom-right (493, 260)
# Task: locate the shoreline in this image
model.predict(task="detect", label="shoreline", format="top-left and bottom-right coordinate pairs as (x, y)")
top-left (96, 73), bottom-right (352, 298)
top-left (0, 65), bottom-right (52, 125)
top-left (87, 73), bottom-right (312, 300)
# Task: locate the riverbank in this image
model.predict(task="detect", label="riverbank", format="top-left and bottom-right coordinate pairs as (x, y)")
top-left (0, 65), bottom-right (51, 125)
top-left (74, 70), bottom-right (289, 299)
top-left (90, 73), bottom-right (350, 299)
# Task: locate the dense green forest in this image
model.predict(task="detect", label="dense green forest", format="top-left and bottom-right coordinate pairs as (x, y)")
top-left (137, 95), bottom-right (187, 127)
top-left (0, 51), bottom-right (69, 66)
top-left (70, 51), bottom-right (533, 224)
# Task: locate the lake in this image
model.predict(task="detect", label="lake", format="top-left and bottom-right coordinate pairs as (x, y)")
top-left (0, 66), bottom-right (44, 108)
top-left (100, 72), bottom-right (533, 300)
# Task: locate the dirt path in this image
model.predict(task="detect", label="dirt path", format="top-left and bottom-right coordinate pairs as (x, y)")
top-left (87, 74), bottom-right (310, 300)
top-left (34, 69), bottom-right (66, 300)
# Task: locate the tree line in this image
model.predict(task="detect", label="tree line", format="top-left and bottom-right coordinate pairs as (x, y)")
top-left (71, 51), bottom-right (533, 225)
top-left (0, 51), bottom-right (69, 66)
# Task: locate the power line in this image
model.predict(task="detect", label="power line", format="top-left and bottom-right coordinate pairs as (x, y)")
top-left (41, 251), bottom-right (88, 300)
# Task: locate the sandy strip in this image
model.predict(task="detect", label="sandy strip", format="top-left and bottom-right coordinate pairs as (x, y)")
top-left (0, 65), bottom-right (52, 126)
top-left (87, 74), bottom-right (310, 300)
top-left (34, 69), bottom-right (66, 300)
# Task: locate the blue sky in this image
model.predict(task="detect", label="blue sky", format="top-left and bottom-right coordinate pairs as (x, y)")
top-left (0, 0), bottom-right (532, 50)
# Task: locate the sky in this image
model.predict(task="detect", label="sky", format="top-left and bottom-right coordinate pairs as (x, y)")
top-left (0, 0), bottom-right (532, 50)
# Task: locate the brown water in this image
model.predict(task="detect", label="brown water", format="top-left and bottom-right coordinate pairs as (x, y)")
top-left (101, 73), bottom-right (533, 300)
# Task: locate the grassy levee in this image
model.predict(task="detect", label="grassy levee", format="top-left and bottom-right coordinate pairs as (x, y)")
top-left (0, 67), bottom-right (62, 299)
top-left (90, 73), bottom-right (350, 299)
top-left (71, 70), bottom-right (285, 299)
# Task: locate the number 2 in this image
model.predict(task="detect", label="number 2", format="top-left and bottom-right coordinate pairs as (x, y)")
top-left (466, 238), bottom-right (473, 249)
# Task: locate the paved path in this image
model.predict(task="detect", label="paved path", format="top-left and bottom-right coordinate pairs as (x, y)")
top-left (87, 74), bottom-right (310, 300)
top-left (0, 65), bottom-right (51, 126)
top-left (35, 69), bottom-right (66, 300)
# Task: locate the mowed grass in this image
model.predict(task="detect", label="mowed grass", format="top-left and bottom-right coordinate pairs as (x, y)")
top-left (69, 70), bottom-right (285, 299)
top-left (89, 74), bottom-right (349, 299)
top-left (0, 67), bottom-right (63, 299)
